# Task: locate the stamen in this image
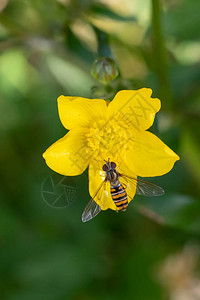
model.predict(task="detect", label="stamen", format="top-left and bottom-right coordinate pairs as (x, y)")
top-left (86, 118), bottom-right (131, 160)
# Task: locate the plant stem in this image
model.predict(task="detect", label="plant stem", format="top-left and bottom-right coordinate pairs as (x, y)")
top-left (152, 0), bottom-right (172, 110)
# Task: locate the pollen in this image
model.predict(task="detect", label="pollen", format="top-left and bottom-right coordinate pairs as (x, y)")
top-left (85, 118), bottom-right (131, 160)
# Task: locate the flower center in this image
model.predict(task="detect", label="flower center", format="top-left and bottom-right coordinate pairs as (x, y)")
top-left (85, 118), bottom-right (131, 161)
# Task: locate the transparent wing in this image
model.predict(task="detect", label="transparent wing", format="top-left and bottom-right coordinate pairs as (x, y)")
top-left (82, 180), bottom-right (105, 222)
top-left (121, 175), bottom-right (165, 197)
top-left (136, 179), bottom-right (165, 196)
top-left (82, 198), bottom-right (101, 223)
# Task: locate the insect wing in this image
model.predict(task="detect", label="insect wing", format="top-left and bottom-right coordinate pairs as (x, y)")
top-left (136, 179), bottom-right (165, 196)
top-left (82, 180), bottom-right (105, 222)
top-left (121, 175), bottom-right (165, 197)
top-left (82, 198), bottom-right (101, 222)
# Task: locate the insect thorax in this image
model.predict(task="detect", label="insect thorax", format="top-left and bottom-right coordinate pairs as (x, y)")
top-left (106, 170), bottom-right (120, 185)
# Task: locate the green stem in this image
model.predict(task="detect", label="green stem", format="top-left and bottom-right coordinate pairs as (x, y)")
top-left (152, 0), bottom-right (172, 110)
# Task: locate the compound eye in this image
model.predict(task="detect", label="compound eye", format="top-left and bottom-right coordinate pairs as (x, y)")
top-left (102, 164), bottom-right (109, 171)
top-left (110, 162), bottom-right (116, 169)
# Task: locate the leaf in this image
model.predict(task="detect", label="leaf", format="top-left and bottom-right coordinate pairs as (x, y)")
top-left (45, 54), bottom-right (94, 96)
top-left (90, 4), bottom-right (136, 22)
top-left (65, 27), bottom-right (94, 64)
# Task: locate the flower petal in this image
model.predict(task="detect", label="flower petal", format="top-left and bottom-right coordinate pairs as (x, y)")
top-left (120, 131), bottom-right (180, 177)
top-left (58, 95), bottom-right (108, 130)
top-left (108, 88), bottom-right (161, 132)
top-left (88, 161), bottom-right (137, 211)
top-left (89, 161), bottom-right (116, 211)
top-left (43, 129), bottom-right (92, 176)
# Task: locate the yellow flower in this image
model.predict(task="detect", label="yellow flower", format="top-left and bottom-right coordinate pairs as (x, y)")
top-left (43, 88), bottom-right (179, 211)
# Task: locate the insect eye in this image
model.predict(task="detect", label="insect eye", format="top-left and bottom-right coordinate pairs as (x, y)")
top-left (102, 164), bottom-right (109, 171)
top-left (110, 162), bottom-right (116, 169)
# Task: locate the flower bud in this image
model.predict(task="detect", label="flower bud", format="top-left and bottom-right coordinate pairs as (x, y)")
top-left (91, 57), bottom-right (119, 85)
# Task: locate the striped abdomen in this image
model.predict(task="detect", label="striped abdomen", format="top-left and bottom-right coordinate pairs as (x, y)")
top-left (110, 183), bottom-right (128, 211)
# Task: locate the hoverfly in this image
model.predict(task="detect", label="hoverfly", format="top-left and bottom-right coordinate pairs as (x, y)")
top-left (82, 159), bottom-right (164, 222)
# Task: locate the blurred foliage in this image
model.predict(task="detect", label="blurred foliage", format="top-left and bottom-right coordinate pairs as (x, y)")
top-left (0, 0), bottom-right (200, 299)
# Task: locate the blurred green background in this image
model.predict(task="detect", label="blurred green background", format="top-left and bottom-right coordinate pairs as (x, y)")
top-left (0, 0), bottom-right (200, 299)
